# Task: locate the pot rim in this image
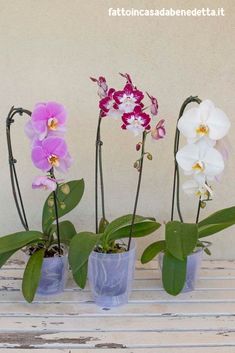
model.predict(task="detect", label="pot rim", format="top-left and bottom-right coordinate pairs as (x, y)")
top-left (90, 240), bottom-right (136, 259)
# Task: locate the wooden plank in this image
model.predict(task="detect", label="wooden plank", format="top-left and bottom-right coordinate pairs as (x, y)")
top-left (0, 331), bottom-right (235, 348)
top-left (0, 349), bottom-right (235, 353)
top-left (0, 315), bottom-right (235, 332)
top-left (1, 288), bottom-right (235, 303)
top-left (0, 301), bottom-right (234, 316)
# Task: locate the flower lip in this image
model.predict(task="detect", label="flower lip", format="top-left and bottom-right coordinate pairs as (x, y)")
top-left (48, 117), bottom-right (59, 130)
top-left (48, 154), bottom-right (60, 167)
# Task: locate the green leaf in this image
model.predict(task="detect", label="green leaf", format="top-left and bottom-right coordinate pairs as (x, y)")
top-left (22, 248), bottom-right (45, 303)
top-left (50, 220), bottom-right (77, 245)
top-left (110, 220), bottom-right (161, 241)
top-left (198, 207), bottom-right (235, 238)
top-left (0, 231), bottom-right (44, 255)
top-left (165, 221), bottom-right (198, 260)
top-left (69, 232), bottom-right (100, 289)
top-left (104, 214), bottom-right (161, 242)
top-left (0, 250), bottom-right (18, 269)
top-left (162, 252), bottom-right (187, 296)
top-left (42, 179), bottom-right (85, 233)
top-left (141, 240), bottom-right (166, 264)
top-left (98, 218), bottom-right (109, 233)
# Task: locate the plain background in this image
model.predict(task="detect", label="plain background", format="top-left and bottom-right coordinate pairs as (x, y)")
top-left (0, 0), bottom-right (234, 259)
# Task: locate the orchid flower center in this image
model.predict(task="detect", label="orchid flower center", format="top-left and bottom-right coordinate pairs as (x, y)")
top-left (48, 117), bottom-right (59, 131)
top-left (192, 160), bottom-right (205, 172)
top-left (129, 116), bottom-right (143, 128)
top-left (122, 94), bottom-right (135, 104)
top-left (48, 154), bottom-right (60, 167)
top-left (196, 124), bottom-right (209, 136)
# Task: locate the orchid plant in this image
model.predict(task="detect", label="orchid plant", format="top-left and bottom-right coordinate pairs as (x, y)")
top-left (141, 96), bottom-right (235, 295)
top-left (1, 103), bottom-right (84, 302)
top-left (69, 73), bottom-right (165, 289)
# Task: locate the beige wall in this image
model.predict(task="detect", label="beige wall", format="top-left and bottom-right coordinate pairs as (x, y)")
top-left (0, 0), bottom-right (234, 259)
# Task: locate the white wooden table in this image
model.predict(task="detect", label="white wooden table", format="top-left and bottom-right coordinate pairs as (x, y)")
top-left (0, 260), bottom-right (235, 352)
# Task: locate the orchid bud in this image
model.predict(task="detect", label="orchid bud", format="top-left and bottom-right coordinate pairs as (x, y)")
top-left (147, 153), bottom-right (153, 160)
top-left (151, 119), bottom-right (166, 140)
top-left (200, 201), bottom-right (207, 209)
top-left (136, 143), bottom-right (141, 151)
top-left (134, 161), bottom-right (139, 169)
top-left (146, 92), bottom-right (158, 116)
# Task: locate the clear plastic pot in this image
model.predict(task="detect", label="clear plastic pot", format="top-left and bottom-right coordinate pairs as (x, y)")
top-left (88, 241), bottom-right (136, 307)
top-left (159, 241), bottom-right (211, 293)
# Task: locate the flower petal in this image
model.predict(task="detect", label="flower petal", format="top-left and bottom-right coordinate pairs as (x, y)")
top-left (176, 144), bottom-right (199, 172)
top-left (31, 146), bottom-right (50, 172)
top-left (178, 107), bottom-right (201, 140)
top-left (203, 147), bottom-right (224, 176)
top-left (207, 107), bottom-right (231, 140)
top-left (42, 137), bottom-right (67, 158)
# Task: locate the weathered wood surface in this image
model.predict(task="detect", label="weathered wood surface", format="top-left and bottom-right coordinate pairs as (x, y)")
top-left (0, 260), bottom-right (235, 351)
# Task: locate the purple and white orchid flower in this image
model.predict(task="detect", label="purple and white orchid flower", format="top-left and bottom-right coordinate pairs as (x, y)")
top-left (31, 136), bottom-right (69, 173)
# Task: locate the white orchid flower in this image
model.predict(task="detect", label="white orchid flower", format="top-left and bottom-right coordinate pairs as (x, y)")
top-left (176, 140), bottom-right (224, 184)
top-left (178, 99), bottom-right (230, 144)
top-left (182, 179), bottom-right (213, 198)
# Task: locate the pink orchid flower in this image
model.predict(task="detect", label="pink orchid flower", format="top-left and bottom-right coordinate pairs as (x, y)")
top-left (99, 88), bottom-right (122, 119)
top-left (32, 176), bottom-right (58, 191)
top-left (113, 83), bottom-right (144, 113)
top-left (26, 102), bottom-right (67, 142)
top-left (122, 106), bottom-right (151, 136)
top-left (90, 76), bottom-right (108, 98)
top-left (31, 136), bottom-right (69, 172)
top-left (151, 119), bottom-right (166, 140)
top-left (146, 92), bottom-right (158, 116)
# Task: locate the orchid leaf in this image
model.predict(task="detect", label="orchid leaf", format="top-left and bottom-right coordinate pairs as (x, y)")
top-left (162, 252), bottom-right (187, 296)
top-left (98, 218), bottom-right (109, 233)
top-left (198, 206), bottom-right (235, 238)
top-left (0, 250), bottom-right (19, 269)
top-left (69, 232), bottom-right (101, 289)
top-left (22, 248), bottom-right (45, 303)
top-left (0, 231), bottom-right (44, 255)
top-left (104, 214), bottom-right (161, 242)
top-left (42, 179), bottom-right (85, 233)
top-left (165, 221), bottom-right (198, 260)
top-left (50, 220), bottom-right (77, 245)
top-left (141, 240), bottom-right (166, 264)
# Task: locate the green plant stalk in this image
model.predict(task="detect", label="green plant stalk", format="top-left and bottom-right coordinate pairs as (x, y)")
top-left (49, 168), bottom-right (61, 255)
top-left (127, 131), bottom-right (147, 251)
top-left (171, 96), bottom-right (202, 223)
top-left (95, 111), bottom-right (106, 234)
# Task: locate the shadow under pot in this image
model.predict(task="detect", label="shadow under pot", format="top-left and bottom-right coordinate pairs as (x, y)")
top-left (158, 241), bottom-right (212, 293)
top-left (26, 248), bottom-right (69, 296)
top-left (88, 241), bottom-right (136, 307)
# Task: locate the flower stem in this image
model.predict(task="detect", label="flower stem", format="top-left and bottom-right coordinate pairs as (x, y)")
top-left (171, 96), bottom-right (202, 222)
top-left (6, 107), bottom-right (31, 231)
top-left (127, 131), bottom-right (146, 251)
top-left (49, 168), bottom-right (61, 255)
top-left (95, 111), bottom-right (106, 233)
